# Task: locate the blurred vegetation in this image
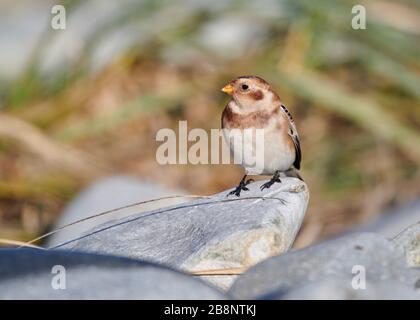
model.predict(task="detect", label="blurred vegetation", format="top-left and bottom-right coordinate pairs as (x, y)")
top-left (0, 0), bottom-right (419, 247)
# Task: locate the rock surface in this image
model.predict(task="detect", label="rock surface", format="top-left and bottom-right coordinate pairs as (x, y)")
top-left (392, 222), bottom-right (420, 267)
top-left (355, 199), bottom-right (420, 237)
top-left (48, 176), bottom-right (188, 246)
top-left (55, 178), bottom-right (309, 289)
top-left (0, 249), bottom-right (225, 299)
top-left (4, 178), bottom-right (420, 299)
top-left (279, 277), bottom-right (419, 300)
top-left (229, 233), bottom-right (420, 299)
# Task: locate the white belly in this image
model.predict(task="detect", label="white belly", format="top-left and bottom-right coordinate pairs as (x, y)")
top-left (223, 128), bottom-right (294, 175)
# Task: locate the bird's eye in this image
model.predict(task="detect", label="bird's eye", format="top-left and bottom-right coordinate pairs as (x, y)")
top-left (241, 84), bottom-right (249, 91)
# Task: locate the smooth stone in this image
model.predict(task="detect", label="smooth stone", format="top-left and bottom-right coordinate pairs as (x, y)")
top-left (279, 277), bottom-right (419, 300)
top-left (229, 232), bottom-right (419, 299)
top-left (392, 222), bottom-right (420, 267)
top-left (0, 248), bottom-right (225, 300)
top-left (56, 178), bottom-right (309, 290)
top-left (354, 199), bottom-right (420, 238)
top-left (48, 176), bottom-right (188, 246)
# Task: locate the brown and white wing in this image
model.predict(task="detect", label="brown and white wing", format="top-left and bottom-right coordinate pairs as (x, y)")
top-left (280, 104), bottom-right (301, 170)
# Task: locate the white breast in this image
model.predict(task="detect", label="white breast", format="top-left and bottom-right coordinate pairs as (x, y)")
top-left (223, 124), bottom-right (295, 175)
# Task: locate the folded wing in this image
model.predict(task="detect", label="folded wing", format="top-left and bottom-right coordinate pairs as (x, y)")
top-left (280, 104), bottom-right (301, 170)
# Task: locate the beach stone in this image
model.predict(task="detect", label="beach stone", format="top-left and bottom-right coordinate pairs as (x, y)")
top-left (355, 199), bottom-right (420, 237)
top-left (392, 222), bottom-right (420, 267)
top-left (48, 176), bottom-right (188, 246)
top-left (0, 249), bottom-right (225, 299)
top-left (279, 277), bottom-right (419, 300)
top-left (229, 232), bottom-right (419, 299)
top-left (56, 178), bottom-right (309, 290)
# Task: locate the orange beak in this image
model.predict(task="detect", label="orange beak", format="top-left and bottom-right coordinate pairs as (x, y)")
top-left (221, 84), bottom-right (234, 95)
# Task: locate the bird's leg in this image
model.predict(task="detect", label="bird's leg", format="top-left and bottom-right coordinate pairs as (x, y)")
top-left (260, 170), bottom-right (282, 191)
top-left (227, 175), bottom-right (254, 197)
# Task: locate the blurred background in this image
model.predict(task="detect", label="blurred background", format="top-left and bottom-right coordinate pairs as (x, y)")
top-left (0, 0), bottom-right (419, 247)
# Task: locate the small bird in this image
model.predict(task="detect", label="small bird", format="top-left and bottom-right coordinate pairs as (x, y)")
top-left (221, 75), bottom-right (302, 196)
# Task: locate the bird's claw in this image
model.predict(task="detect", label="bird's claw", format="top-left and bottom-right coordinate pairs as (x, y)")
top-left (227, 189), bottom-right (240, 197)
top-left (260, 177), bottom-right (281, 191)
top-left (260, 181), bottom-right (272, 191)
top-left (227, 178), bottom-right (254, 197)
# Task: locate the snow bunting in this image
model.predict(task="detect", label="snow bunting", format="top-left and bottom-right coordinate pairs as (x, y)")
top-left (221, 75), bottom-right (302, 196)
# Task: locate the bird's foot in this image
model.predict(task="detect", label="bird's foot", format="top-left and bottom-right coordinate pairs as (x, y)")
top-left (227, 178), bottom-right (254, 197)
top-left (260, 172), bottom-right (282, 191)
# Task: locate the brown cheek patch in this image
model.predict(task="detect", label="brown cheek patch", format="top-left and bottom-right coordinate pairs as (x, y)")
top-left (250, 90), bottom-right (264, 101)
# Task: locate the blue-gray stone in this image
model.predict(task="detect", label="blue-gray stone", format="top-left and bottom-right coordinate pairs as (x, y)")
top-left (0, 249), bottom-right (225, 299)
top-left (229, 233), bottom-right (420, 299)
top-left (48, 176), bottom-right (187, 246)
top-left (392, 222), bottom-right (420, 267)
top-left (53, 178), bottom-right (309, 290)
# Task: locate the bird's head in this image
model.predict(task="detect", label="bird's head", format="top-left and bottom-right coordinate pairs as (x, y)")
top-left (221, 76), bottom-right (279, 111)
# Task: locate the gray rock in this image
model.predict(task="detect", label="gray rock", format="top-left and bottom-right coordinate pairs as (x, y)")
top-left (279, 277), bottom-right (419, 300)
top-left (355, 199), bottom-right (420, 238)
top-left (229, 232), bottom-right (419, 299)
top-left (54, 178), bottom-right (309, 290)
top-left (0, 249), bottom-right (225, 299)
top-left (0, 0), bottom-right (54, 80)
top-left (392, 222), bottom-right (420, 267)
top-left (48, 176), bottom-right (188, 246)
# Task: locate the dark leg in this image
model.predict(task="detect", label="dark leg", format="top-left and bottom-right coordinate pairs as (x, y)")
top-left (227, 175), bottom-right (254, 197)
top-left (260, 170), bottom-right (282, 191)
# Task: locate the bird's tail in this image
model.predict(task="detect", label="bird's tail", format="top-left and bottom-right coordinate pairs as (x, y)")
top-left (285, 168), bottom-right (304, 181)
